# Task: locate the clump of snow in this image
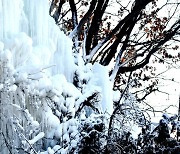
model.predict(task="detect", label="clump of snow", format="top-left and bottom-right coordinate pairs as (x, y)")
top-left (0, 41), bottom-right (4, 51)
top-left (47, 147), bottom-right (55, 154)
top-left (29, 132), bottom-right (44, 145)
top-left (0, 49), bottom-right (12, 63)
top-left (113, 90), bottom-right (121, 102)
top-left (92, 63), bottom-right (113, 115)
top-left (54, 124), bottom-right (63, 139)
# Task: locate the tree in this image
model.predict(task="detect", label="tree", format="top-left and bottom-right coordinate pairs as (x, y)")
top-left (50, 0), bottom-right (180, 134)
top-left (50, 0), bottom-right (180, 70)
top-left (50, 0), bottom-right (180, 96)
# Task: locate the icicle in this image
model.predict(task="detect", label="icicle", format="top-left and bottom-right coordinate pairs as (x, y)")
top-left (0, 0), bottom-right (24, 40)
top-left (23, 0), bottom-right (49, 45)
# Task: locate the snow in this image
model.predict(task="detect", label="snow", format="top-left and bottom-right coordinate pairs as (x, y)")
top-left (1, 49), bottom-right (12, 62)
top-left (71, 140), bottom-right (77, 148)
top-left (9, 84), bottom-right (17, 92)
top-left (29, 132), bottom-right (45, 145)
top-left (0, 84), bottom-right (3, 90)
top-left (44, 109), bottom-right (60, 129)
top-left (92, 63), bottom-right (114, 115)
top-left (38, 77), bottom-right (52, 91)
top-left (53, 145), bottom-right (61, 152)
top-left (55, 124), bottom-right (63, 139)
top-left (59, 148), bottom-right (68, 154)
top-left (0, 41), bottom-right (4, 51)
top-left (47, 147), bottom-right (55, 154)
top-left (63, 133), bottom-right (70, 142)
top-left (87, 39), bottom-right (106, 62)
top-left (113, 90), bottom-right (121, 102)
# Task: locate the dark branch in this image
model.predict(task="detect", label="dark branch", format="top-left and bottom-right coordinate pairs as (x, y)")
top-left (75, 0), bottom-right (98, 36)
top-left (75, 92), bottom-right (100, 117)
top-left (50, 0), bottom-right (66, 24)
top-left (108, 71), bottom-right (132, 136)
top-left (88, 0), bottom-right (153, 61)
top-left (86, 0), bottom-right (110, 55)
top-left (118, 19), bottom-right (180, 74)
top-left (69, 0), bottom-right (78, 29)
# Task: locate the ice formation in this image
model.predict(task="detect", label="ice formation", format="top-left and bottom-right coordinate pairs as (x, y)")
top-left (0, 0), bottom-right (114, 153)
top-left (0, 0), bottom-right (75, 81)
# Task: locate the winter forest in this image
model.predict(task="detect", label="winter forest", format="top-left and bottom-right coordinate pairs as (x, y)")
top-left (0, 0), bottom-right (180, 153)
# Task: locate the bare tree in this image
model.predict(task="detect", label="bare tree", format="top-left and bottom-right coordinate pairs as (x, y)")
top-left (49, 0), bottom-right (180, 80)
top-left (49, 0), bottom-right (180, 144)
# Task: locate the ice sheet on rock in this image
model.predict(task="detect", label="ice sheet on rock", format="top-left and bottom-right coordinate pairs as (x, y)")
top-left (23, 0), bottom-right (75, 81)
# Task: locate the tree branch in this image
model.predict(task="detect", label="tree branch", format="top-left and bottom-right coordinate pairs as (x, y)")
top-left (50, 0), bottom-right (66, 24)
top-left (70, 0), bottom-right (98, 38)
top-left (117, 19), bottom-right (180, 74)
top-left (68, 0), bottom-right (78, 29)
top-left (85, 0), bottom-right (110, 55)
top-left (87, 0), bottom-right (153, 62)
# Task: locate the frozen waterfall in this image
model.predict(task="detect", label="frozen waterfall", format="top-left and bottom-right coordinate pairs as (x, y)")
top-left (0, 0), bottom-right (114, 153)
top-left (0, 0), bottom-right (77, 153)
top-left (0, 0), bottom-right (75, 81)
